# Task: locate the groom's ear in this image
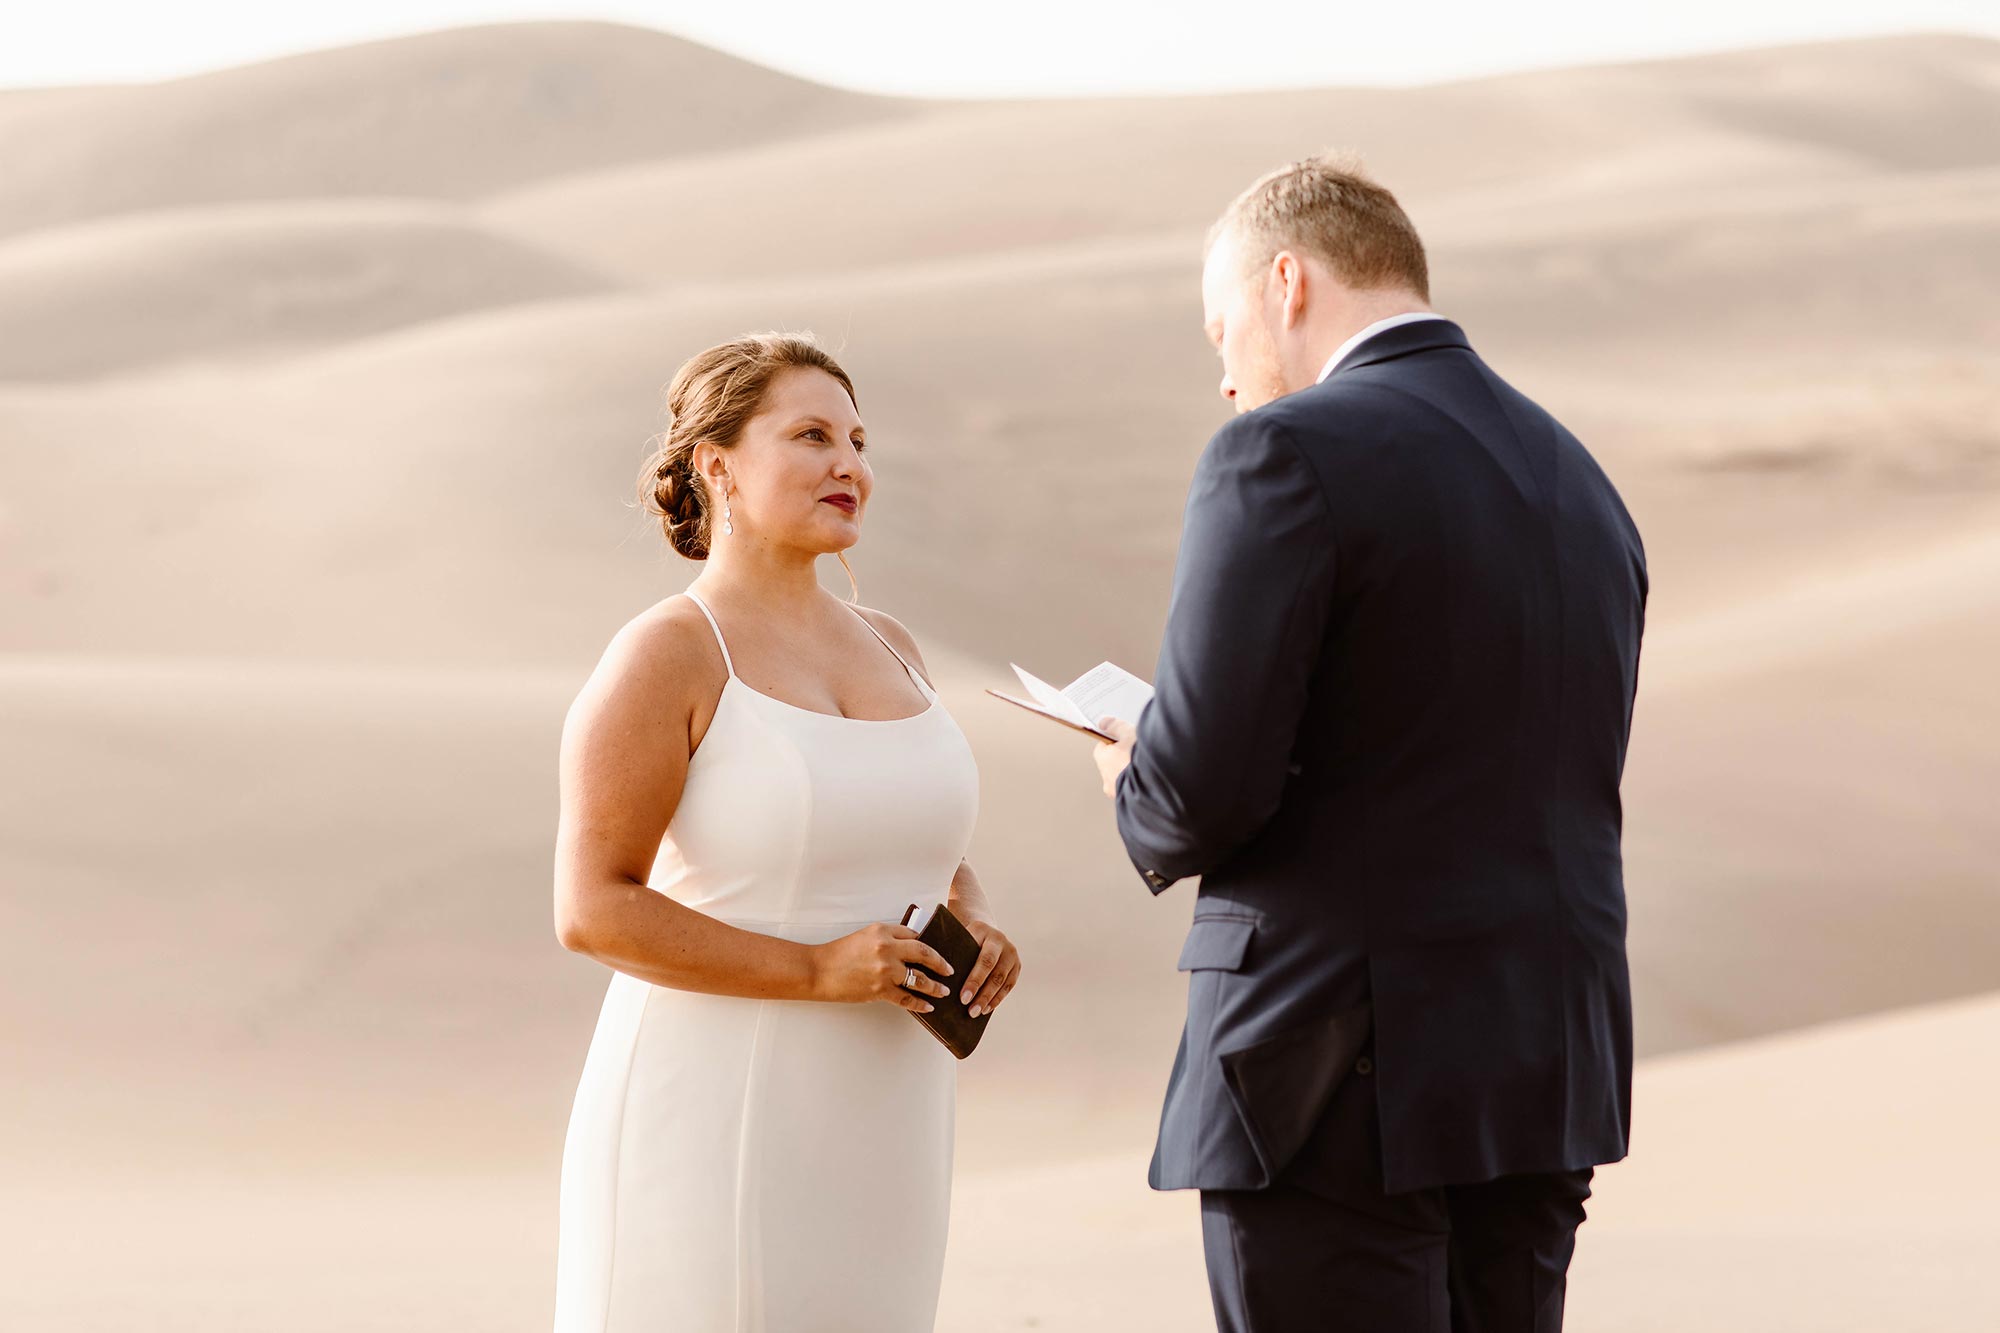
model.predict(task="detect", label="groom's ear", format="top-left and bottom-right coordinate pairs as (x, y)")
top-left (1273, 251), bottom-right (1310, 329)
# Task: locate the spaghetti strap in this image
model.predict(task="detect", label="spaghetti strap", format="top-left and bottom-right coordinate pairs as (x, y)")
top-left (847, 604), bottom-right (935, 699)
top-left (682, 589), bottom-right (736, 677)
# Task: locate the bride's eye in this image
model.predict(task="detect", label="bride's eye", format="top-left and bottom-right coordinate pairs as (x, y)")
top-left (853, 439), bottom-right (868, 453)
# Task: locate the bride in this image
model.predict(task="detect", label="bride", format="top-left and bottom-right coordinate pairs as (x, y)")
top-left (549, 332), bottom-right (1021, 1331)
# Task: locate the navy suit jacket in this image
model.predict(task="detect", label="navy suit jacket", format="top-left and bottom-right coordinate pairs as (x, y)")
top-left (1116, 318), bottom-right (1646, 1195)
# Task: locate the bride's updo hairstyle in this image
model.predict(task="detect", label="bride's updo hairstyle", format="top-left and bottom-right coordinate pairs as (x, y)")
top-left (639, 332), bottom-right (860, 561)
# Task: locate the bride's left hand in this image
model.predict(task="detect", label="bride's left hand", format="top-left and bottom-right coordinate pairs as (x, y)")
top-left (954, 912), bottom-right (1022, 1019)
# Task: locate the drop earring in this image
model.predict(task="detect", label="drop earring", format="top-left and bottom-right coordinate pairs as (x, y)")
top-left (722, 486), bottom-right (734, 536)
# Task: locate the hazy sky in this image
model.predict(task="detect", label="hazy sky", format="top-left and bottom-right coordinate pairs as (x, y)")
top-left (8, 0), bottom-right (1996, 94)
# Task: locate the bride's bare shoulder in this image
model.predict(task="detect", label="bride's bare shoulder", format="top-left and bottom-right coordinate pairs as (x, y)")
top-left (571, 595), bottom-right (727, 720)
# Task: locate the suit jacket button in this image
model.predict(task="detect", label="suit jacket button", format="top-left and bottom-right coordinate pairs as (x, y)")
top-left (1355, 1056), bottom-right (1374, 1076)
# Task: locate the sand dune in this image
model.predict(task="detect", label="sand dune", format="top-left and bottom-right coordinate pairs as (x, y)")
top-left (949, 992), bottom-right (2000, 1333)
top-left (5, 137), bottom-right (1995, 1063)
top-left (479, 33), bottom-right (1998, 284)
top-left (8, 878), bottom-right (1992, 1333)
top-left (9, 159), bottom-right (1992, 662)
top-left (1437, 180), bottom-right (2000, 389)
top-left (1621, 517), bottom-right (2000, 1050)
top-left (0, 199), bottom-right (619, 379)
top-left (2, 22), bottom-right (1996, 1332)
top-left (0, 21), bottom-right (914, 244)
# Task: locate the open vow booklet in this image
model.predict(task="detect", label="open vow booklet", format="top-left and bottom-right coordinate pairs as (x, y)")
top-left (984, 662), bottom-right (1155, 742)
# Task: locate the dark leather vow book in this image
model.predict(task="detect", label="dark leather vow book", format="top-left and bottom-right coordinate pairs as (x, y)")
top-left (897, 901), bottom-right (992, 1059)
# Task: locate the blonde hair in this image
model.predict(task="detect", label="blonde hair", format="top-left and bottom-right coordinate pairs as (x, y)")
top-left (1206, 154), bottom-right (1429, 301)
top-left (638, 330), bottom-right (862, 600)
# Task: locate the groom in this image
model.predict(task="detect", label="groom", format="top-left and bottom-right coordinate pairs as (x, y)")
top-left (1091, 157), bottom-right (1647, 1333)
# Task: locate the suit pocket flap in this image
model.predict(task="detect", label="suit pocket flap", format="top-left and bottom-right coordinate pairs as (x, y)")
top-left (1176, 917), bottom-right (1255, 971)
top-left (1218, 1002), bottom-right (1373, 1182)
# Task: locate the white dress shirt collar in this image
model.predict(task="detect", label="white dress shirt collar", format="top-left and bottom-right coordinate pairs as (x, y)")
top-left (1315, 312), bottom-right (1451, 385)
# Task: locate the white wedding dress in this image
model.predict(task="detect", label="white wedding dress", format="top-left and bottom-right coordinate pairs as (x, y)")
top-left (553, 589), bottom-right (981, 1332)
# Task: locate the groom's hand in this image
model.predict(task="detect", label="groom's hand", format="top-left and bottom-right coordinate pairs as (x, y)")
top-left (1092, 717), bottom-right (1136, 797)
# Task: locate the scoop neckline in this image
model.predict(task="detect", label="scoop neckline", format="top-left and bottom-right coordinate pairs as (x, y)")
top-left (723, 673), bottom-right (940, 725)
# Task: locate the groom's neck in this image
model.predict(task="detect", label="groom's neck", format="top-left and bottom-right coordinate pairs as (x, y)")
top-left (1301, 289), bottom-right (1435, 384)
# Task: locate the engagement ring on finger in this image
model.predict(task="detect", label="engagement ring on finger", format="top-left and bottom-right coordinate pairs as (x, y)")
top-left (905, 967), bottom-right (918, 990)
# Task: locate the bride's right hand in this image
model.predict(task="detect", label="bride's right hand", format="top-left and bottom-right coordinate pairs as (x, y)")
top-left (811, 923), bottom-right (955, 1013)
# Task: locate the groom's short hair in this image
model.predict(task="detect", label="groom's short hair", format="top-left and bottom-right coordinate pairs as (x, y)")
top-left (1208, 155), bottom-right (1430, 301)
